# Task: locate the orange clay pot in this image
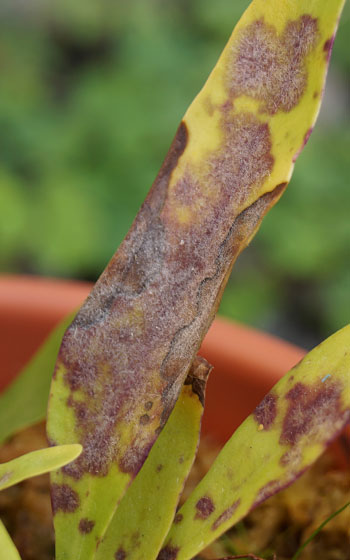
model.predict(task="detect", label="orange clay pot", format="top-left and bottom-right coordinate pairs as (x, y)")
top-left (0, 274), bottom-right (306, 442)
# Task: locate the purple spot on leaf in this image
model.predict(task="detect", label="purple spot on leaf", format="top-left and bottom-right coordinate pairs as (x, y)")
top-left (157, 545), bottom-right (179, 560)
top-left (211, 499), bottom-right (241, 531)
top-left (281, 380), bottom-right (345, 446)
top-left (174, 513), bottom-right (183, 524)
top-left (228, 15), bottom-right (319, 114)
top-left (114, 547), bottom-right (127, 560)
top-left (78, 518), bottom-right (95, 534)
top-left (195, 496), bottom-right (215, 520)
top-left (254, 393), bottom-right (277, 429)
top-left (51, 483), bottom-right (79, 515)
top-left (323, 35), bottom-right (335, 62)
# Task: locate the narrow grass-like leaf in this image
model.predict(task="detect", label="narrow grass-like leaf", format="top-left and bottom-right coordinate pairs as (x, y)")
top-left (0, 444), bottom-right (82, 491)
top-left (0, 520), bottom-right (22, 560)
top-left (47, 0), bottom-right (345, 558)
top-left (91, 358), bottom-right (210, 560)
top-left (159, 326), bottom-right (350, 560)
top-left (291, 501), bottom-right (350, 560)
top-left (0, 312), bottom-right (75, 444)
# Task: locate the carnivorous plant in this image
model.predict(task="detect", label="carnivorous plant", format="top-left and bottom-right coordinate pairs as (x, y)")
top-left (0, 1), bottom-right (349, 559)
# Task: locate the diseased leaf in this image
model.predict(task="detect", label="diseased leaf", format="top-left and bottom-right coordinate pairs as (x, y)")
top-left (0, 312), bottom-right (75, 444)
top-left (0, 520), bottom-right (22, 560)
top-left (0, 444), bottom-right (82, 491)
top-left (47, 0), bottom-right (345, 558)
top-left (158, 326), bottom-right (350, 560)
top-left (93, 358), bottom-right (211, 560)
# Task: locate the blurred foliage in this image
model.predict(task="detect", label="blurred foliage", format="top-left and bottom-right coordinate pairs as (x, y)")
top-left (0, 0), bottom-right (349, 347)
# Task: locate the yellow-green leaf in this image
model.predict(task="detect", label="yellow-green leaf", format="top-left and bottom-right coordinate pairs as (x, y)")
top-left (47, 0), bottom-right (345, 558)
top-left (159, 326), bottom-right (350, 560)
top-left (0, 311), bottom-right (75, 444)
top-left (0, 520), bottom-right (22, 560)
top-left (0, 444), bottom-right (82, 491)
top-left (94, 358), bottom-right (210, 560)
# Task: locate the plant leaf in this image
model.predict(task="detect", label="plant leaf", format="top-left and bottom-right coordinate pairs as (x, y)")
top-left (0, 520), bottom-right (22, 560)
top-left (158, 326), bottom-right (350, 560)
top-left (47, 0), bottom-right (345, 557)
top-left (0, 312), bottom-right (75, 445)
top-left (93, 358), bottom-right (210, 560)
top-left (291, 501), bottom-right (350, 560)
top-left (0, 444), bottom-right (82, 491)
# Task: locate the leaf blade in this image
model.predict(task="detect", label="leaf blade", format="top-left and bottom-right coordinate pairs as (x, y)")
top-left (0, 444), bottom-right (82, 491)
top-left (159, 326), bottom-right (350, 560)
top-left (0, 520), bottom-right (22, 560)
top-left (94, 357), bottom-right (211, 560)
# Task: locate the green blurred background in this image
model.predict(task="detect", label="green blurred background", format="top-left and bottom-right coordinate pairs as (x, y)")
top-left (1, 0), bottom-right (349, 348)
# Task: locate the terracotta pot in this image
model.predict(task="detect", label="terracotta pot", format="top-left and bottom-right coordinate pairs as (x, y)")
top-left (0, 275), bottom-right (307, 445)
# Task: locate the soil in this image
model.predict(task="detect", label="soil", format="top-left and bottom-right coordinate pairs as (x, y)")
top-left (0, 423), bottom-right (349, 560)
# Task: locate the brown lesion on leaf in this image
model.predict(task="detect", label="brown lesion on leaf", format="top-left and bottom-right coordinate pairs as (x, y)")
top-left (280, 380), bottom-right (347, 447)
top-left (207, 112), bottom-right (275, 206)
top-left (157, 544), bottom-right (180, 560)
top-left (203, 96), bottom-right (215, 116)
top-left (323, 36), bottom-right (335, 62)
top-left (156, 464), bottom-right (163, 472)
top-left (145, 401), bottom-right (153, 411)
top-left (280, 447), bottom-right (302, 468)
top-left (139, 414), bottom-right (150, 425)
top-left (195, 496), bottom-right (215, 520)
top-left (62, 380), bottom-right (120, 479)
top-left (174, 513), bottom-right (183, 524)
top-left (119, 443), bottom-right (153, 475)
top-left (78, 518), bottom-right (95, 534)
top-left (293, 127), bottom-right (313, 162)
top-left (227, 15), bottom-right (319, 114)
top-left (252, 379), bottom-right (349, 510)
top-left (51, 483), bottom-right (80, 515)
top-left (254, 393), bottom-right (277, 430)
top-left (211, 499), bottom-right (241, 531)
top-left (221, 99), bottom-right (234, 113)
top-left (252, 479), bottom-right (281, 509)
top-left (114, 547), bottom-right (127, 560)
